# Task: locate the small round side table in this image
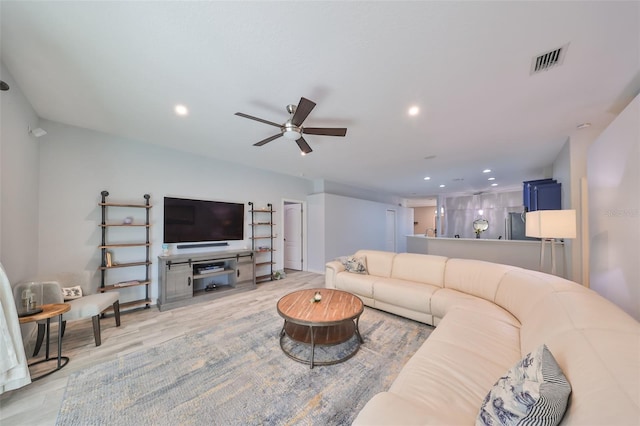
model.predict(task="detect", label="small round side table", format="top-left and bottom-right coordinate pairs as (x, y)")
top-left (19, 303), bottom-right (71, 381)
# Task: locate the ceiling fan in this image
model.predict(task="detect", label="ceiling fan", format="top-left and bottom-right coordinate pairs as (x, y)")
top-left (235, 97), bottom-right (347, 155)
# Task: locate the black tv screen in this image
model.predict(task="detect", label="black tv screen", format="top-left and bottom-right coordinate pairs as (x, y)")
top-left (163, 197), bottom-right (244, 243)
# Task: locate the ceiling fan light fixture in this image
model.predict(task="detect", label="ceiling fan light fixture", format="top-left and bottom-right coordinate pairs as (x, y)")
top-left (236, 97), bottom-right (345, 153)
top-left (283, 128), bottom-right (301, 140)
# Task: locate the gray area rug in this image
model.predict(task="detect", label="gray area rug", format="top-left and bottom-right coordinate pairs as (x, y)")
top-left (56, 307), bottom-right (432, 425)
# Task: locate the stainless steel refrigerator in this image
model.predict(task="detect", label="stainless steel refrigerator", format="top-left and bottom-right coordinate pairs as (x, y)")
top-left (506, 212), bottom-right (536, 240)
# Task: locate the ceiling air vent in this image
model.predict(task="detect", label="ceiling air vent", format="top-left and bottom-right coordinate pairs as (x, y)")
top-left (530, 44), bottom-right (568, 75)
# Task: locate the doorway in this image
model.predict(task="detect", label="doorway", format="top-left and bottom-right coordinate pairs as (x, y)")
top-left (283, 201), bottom-right (304, 271)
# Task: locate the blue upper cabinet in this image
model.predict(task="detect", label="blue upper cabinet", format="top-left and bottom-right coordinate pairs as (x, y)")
top-left (523, 179), bottom-right (562, 211)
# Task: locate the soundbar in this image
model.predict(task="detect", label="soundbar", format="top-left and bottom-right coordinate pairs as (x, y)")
top-left (177, 242), bottom-right (229, 249)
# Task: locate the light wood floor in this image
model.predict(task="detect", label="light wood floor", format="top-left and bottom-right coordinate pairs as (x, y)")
top-left (0, 271), bottom-right (324, 426)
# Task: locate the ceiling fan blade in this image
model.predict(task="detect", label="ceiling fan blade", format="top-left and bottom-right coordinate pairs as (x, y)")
top-left (291, 97), bottom-right (316, 126)
top-left (253, 133), bottom-right (283, 146)
top-left (295, 136), bottom-right (313, 154)
top-left (303, 127), bottom-right (347, 137)
top-left (235, 112), bottom-right (282, 128)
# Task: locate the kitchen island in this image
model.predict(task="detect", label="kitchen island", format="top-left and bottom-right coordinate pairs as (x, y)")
top-left (406, 235), bottom-right (566, 277)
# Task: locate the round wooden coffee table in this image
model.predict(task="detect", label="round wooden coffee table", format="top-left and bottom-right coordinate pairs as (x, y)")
top-left (277, 288), bottom-right (364, 369)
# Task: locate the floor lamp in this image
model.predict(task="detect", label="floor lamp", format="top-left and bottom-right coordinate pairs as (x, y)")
top-left (525, 210), bottom-right (576, 275)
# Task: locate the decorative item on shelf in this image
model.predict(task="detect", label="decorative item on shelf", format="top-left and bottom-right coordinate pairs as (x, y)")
top-left (162, 243), bottom-right (170, 256)
top-left (273, 270), bottom-right (286, 280)
top-left (123, 216), bottom-right (134, 225)
top-left (105, 251), bottom-right (113, 267)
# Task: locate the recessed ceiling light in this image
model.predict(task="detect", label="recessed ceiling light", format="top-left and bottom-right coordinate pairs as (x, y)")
top-left (439, 184), bottom-right (446, 188)
top-left (423, 176), bottom-right (431, 180)
top-left (408, 106), bottom-right (420, 116)
top-left (488, 177), bottom-right (495, 181)
top-left (491, 183), bottom-right (498, 187)
top-left (483, 169), bottom-right (492, 173)
top-left (174, 104), bottom-right (189, 116)
top-left (577, 122), bottom-right (591, 129)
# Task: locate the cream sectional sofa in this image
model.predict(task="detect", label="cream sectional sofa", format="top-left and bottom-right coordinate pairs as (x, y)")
top-left (325, 250), bottom-right (640, 425)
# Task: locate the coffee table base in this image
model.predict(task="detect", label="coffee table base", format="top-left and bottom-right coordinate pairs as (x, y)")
top-left (279, 319), bottom-right (364, 369)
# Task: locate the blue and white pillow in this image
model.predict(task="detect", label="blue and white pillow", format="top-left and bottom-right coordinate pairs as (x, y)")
top-left (342, 255), bottom-right (368, 274)
top-left (477, 344), bottom-right (571, 426)
top-left (62, 285), bottom-right (83, 301)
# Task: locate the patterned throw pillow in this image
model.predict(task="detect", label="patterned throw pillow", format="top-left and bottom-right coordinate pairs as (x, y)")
top-left (476, 344), bottom-right (571, 426)
top-left (343, 255), bottom-right (367, 274)
top-left (62, 286), bottom-right (83, 301)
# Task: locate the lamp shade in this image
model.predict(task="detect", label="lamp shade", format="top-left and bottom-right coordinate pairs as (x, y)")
top-left (525, 210), bottom-right (576, 239)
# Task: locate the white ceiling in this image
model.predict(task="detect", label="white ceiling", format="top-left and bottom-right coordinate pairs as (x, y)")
top-left (1, 1), bottom-right (638, 199)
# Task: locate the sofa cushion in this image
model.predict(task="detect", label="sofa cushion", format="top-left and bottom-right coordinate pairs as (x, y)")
top-left (477, 344), bottom-right (571, 426)
top-left (540, 329), bottom-right (640, 425)
top-left (374, 278), bottom-right (438, 314)
top-left (431, 288), bottom-right (520, 328)
top-left (388, 307), bottom-right (522, 423)
top-left (494, 269), bottom-right (586, 324)
top-left (355, 250), bottom-right (395, 278)
top-left (518, 290), bottom-right (640, 424)
top-left (63, 292), bottom-right (119, 321)
top-left (353, 392), bottom-right (470, 425)
top-left (335, 272), bottom-right (377, 299)
top-left (444, 258), bottom-right (517, 302)
top-left (390, 253), bottom-right (447, 286)
top-left (520, 290), bottom-right (640, 356)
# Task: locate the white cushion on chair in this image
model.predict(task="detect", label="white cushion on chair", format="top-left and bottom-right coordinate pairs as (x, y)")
top-left (63, 292), bottom-right (120, 321)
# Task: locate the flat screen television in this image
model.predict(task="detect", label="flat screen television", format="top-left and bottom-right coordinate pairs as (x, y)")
top-left (163, 197), bottom-right (244, 243)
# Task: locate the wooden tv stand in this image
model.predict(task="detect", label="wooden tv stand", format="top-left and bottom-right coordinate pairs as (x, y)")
top-left (157, 249), bottom-right (256, 311)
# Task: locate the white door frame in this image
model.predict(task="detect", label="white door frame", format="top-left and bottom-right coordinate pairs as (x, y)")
top-left (281, 198), bottom-right (307, 271)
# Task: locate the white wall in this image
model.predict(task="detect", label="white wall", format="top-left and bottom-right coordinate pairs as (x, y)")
top-left (36, 119), bottom-right (314, 304)
top-left (553, 127), bottom-right (598, 285)
top-left (307, 193), bottom-right (326, 273)
top-left (587, 94), bottom-right (640, 320)
top-left (316, 179), bottom-right (406, 206)
top-left (0, 63), bottom-right (40, 283)
top-left (307, 192), bottom-right (413, 273)
top-left (552, 139), bottom-right (576, 282)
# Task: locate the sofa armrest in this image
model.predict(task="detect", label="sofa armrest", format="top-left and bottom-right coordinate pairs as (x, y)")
top-left (325, 260), bottom-right (345, 289)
